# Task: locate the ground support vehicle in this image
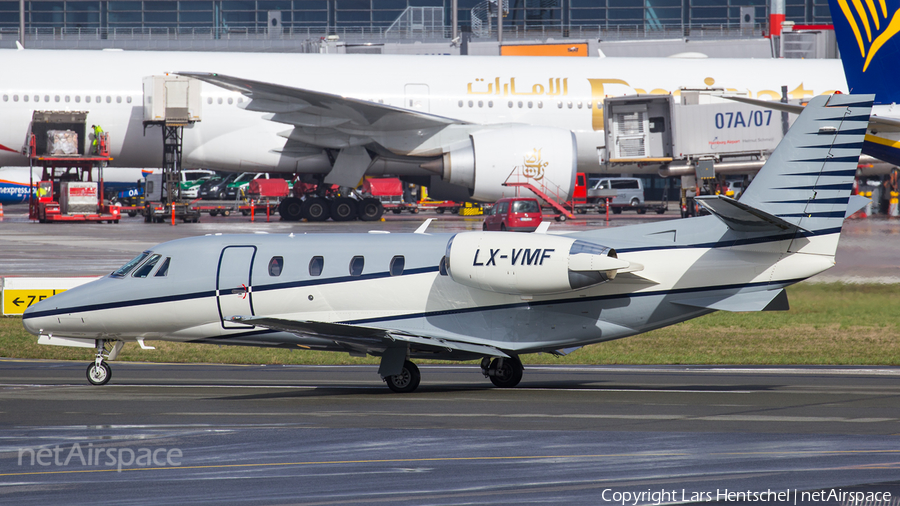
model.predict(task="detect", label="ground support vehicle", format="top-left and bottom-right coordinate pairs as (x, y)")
top-left (362, 178), bottom-right (418, 215)
top-left (26, 113), bottom-right (120, 224)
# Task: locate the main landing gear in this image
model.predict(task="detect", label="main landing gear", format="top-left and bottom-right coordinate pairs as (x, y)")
top-left (384, 360), bottom-right (421, 393)
top-left (481, 356), bottom-right (524, 388)
top-left (86, 339), bottom-right (123, 386)
top-left (382, 355), bottom-right (525, 393)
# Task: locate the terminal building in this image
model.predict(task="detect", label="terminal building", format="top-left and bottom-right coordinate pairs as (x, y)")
top-left (0, 0), bottom-right (834, 56)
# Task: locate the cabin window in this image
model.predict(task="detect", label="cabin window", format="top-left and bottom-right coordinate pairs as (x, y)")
top-left (587, 101), bottom-right (593, 109)
top-left (23, 95), bottom-right (28, 102)
top-left (126, 96), bottom-right (132, 103)
top-left (132, 254), bottom-right (162, 278)
top-left (517, 101), bottom-right (523, 108)
top-left (467, 100), bottom-right (473, 108)
top-left (106, 96), bottom-right (111, 103)
top-left (488, 100), bottom-right (493, 108)
top-left (155, 257), bottom-right (171, 277)
top-left (75, 96), bottom-right (81, 103)
top-left (577, 101), bottom-right (583, 109)
top-left (112, 252), bottom-right (150, 278)
top-left (349, 256), bottom-right (364, 276)
top-left (116, 96), bottom-right (122, 103)
top-left (55, 96), bottom-right (60, 102)
top-left (508, 101), bottom-right (513, 108)
top-left (85, 96), bottom-right (91, 103)
top-left (2, 95), bottom-right (6, 102)
top-left (537, 101), bottom-right (543, 109)
top-left (227, 98), bottom-right (233, 105)
top-left (238, 97), bottom-right (243, 104)
top-left (268, 256), bottom-right (284, 277)
top-left (43, 95), bottom-right (49, 102)
top-left (477, 100), bottom-right (483, 108)
top-left (96, 96), bottom-right (101, 103)
top-left (527, 101), bottom-right (533, 108)
top-left (557, 101), bottom-right (562, 108)
top-left (308, 256), bottom-right (324, 276)
top-left (207, 97), bottom-right (212, 104)
top-left (389, 256), bottom-right (405, 276)
top-left (65, 96), bottom-right (70, 103)
top-left (457, 100), bottom-right (462, 107)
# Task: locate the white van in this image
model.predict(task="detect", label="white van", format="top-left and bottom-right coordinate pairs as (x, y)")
top-left (590, 177), bottom-right (644, 211)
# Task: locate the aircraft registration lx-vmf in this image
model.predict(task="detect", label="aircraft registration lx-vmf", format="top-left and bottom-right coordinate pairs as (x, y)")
top-left (0, 48), bottom-right (846, 207)
top-left (23, 94), bottom-right (872, 392)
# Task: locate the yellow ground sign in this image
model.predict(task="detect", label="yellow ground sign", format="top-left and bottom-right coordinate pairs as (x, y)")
top-left (2, 289), bottom-right (64, 316)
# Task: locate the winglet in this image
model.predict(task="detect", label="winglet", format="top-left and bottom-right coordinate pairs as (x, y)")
top-left (533, 221), bottom-right (551, 234)
top-left (414, 219), bottom-right (434, 234)
top-left (15, 40), bottom-right (24, 50)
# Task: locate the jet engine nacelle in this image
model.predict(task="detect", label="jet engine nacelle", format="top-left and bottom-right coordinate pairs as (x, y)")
top-left (445, 232), bottom-right (629, 295)
top-left (440, 126), bottom-right (577, 202)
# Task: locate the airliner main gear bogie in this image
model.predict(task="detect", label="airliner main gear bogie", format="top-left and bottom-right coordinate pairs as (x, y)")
top-left (385, 360), bottom-right (421, 393)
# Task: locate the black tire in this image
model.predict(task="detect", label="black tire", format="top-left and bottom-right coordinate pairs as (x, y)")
top-left (500, 223), bottom-right (507, 231)
top-left (209, 210), bottom-right (218, 216)
top-left (221, 209), bottom-right (231, 217)
top-left (489, 357), bottom-right (523, 388)
top-left (385, 360), bottom-right (421, 393)
top-left (279, 197), bottom-right (303, 221)
top-left (612, 207), bottom-right (622, 214)
top-left (410, 208), bottom-right (419, 214)
top-left (436, 208), bottom-right (445, 214)
top-left (241, 210), bottom-right (251, 216)
top-left (556, 214), bottom-right (567, 222)
top-left (482, 222), bottom-right (488, 231)
top-left (86, 362), bottom-right (111, 386)
top-left (127, 211), bottom-right (137, 218)
top-left (637, 207), bottom-right (646, 215)
top-left (630, 198), bottom-right (641, 207)
top-left (656, 208), bottom-right (666, 215)
top-left (302, 197), bottom-right (330, 222)
top-left (358, 198), bottom-right (384, 221)
top-left (392, 209), bottom-right (402, 214)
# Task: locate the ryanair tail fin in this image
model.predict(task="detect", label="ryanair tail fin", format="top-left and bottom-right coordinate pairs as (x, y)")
top-left (829, 0), bottom-right (900, 104)
top-left (711, 94), bottom-right (872, 249)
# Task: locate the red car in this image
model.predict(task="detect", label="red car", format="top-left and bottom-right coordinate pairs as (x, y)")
top-left (483, 197), bottom-right (543, 231)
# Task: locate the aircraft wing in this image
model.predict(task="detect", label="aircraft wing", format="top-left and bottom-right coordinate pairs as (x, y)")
top-left (177, 72), bottom-right (466, 134)
top-left (725, 95), bottom-right (900, 132)
top-left (231, 316), bottom-right (510, 359)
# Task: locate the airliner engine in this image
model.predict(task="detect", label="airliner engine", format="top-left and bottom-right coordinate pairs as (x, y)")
top-left (436, 126), bottom-right (577, 202)
top-left (444, 232), bottom-right (630, 295)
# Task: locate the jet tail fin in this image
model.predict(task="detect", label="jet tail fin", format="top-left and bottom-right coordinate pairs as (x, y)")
top-left (736, 94), bottom-right (873, 254)
top-left (828, 0), bottom-right (900, 104)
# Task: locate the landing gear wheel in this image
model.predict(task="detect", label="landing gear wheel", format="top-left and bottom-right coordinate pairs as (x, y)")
top-left (86, 362), bottom-right (111, 386)
top-left (302, 197), bottom-right (330, 222)
top-left (488, 357), bottom-right (523, 388)
top-left (358, 198), bottom-right (383, 221)
top-left (330, 198), bottom-right (357, 221)
top-left (385, 360), bottom-right (421, 393)
top-left (279, 197), bottom-right (303, 221)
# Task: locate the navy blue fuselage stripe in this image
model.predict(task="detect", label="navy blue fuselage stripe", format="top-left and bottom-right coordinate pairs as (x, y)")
top-left (792, 157), bottom-right (859, 164)
top-left (782, 170), bottom-right (858, 177)
top-left (765, 197), bottom-right (849, 204)
top-left (776, 183), bottom-right (854, 191)
top-left (22, 230), bottom-right (842, 320)
top-left (777, 211), bottom-right (847, 218)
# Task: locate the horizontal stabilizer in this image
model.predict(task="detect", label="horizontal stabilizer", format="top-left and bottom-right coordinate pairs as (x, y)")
top-left (232, 316), bottom-right (508, 358)
top-left (694, 195), bottom-right (809, 233)
top-left (673, 288), bottom-right (789, 312)
top-left (845, 195), bottom-right (870, 218)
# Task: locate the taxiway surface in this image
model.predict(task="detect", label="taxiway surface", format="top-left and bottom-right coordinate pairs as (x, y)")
top-left (1, 362), bottom-right (899, 505)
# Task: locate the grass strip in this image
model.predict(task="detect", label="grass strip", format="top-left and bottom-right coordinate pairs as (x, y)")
top-left (1, 283), bottom-right (897, 366)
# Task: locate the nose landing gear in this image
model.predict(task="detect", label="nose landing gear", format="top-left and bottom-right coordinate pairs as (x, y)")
top-left (86, 339), bottom-right (123, 386)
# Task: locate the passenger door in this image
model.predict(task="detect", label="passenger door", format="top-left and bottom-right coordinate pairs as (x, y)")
top-left (216, 246), bottom-right (256, 329)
